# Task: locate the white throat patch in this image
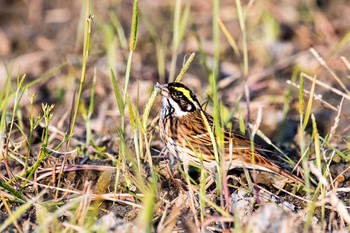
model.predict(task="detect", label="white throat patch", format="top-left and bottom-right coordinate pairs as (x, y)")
top-left (160, 96), bottom-right (189, 119)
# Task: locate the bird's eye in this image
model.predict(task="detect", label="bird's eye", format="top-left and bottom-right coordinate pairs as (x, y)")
top-left (174, 91), bottom-right (183, 97)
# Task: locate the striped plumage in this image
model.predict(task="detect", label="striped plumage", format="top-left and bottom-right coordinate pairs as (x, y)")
top-left (156, 82), bottom-right (304, 185)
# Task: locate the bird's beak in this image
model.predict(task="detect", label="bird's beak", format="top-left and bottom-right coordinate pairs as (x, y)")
top-left (155, 83), bottom-right (169, 97)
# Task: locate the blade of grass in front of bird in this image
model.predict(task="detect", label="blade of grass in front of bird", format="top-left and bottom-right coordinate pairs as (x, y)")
top-left (181, 137), bottom-right (210, 216)
top-left (212, 0), bottom-right (228, 206)
top-left (200, 108), bottom-right (223, 188)
top-left (208, 4), bottom-right (222, 145)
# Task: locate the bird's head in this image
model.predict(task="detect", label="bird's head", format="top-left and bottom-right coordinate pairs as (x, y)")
top-left (155, 82), bottom-right (201, 118)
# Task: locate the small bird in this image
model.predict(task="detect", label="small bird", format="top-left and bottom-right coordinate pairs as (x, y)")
top-left (155, 82), bottom-right (304, 185)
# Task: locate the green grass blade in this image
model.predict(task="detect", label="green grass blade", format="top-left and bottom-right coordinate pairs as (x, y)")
top-left (110, 12), bottom-right (127, 49)
top-left (68, 9), bottom-right (93, 144)
top-left (122, 0), bottom-right (139, 130)
top-left (129, 0), bottom-right (139, 51)
top-left (311, 114), bottom-right (322, 171)
top-left (85, 67), bottom-right (97, 146)
top-left (178, 1), bottom-right (191, 47)
top-left (0, 70), bottom-right (12, 140)
top-left (169, 0), bottom-right (181, 81)
top-left (217, 17), bottom-right (239, 56)
top-left (142, 87), bottom-right (159, 130)
top-left (311, 114), bottom-right (326, 227)
top-left (110, 69), bottom-right (125, 115)
top-left (0, 197), bottom-right (33, 232)
top-left (137, 187), bottom-right (155, 233)
top-left (299, 73), bottom-right (305, 121)
top-left (175, 52), bottom-right (196, 83)
top-left (302, 74), bottom-right (316, 130)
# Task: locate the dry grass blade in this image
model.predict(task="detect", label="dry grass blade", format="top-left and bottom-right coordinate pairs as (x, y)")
top-left (302, 72), bottom-right (350, 102)
top-left (341, 56), bottom-right (350, 72)
top-left (287, 80), bottom-right (344, 113)
top-left (328, 97), bottom-right (344, 143)
top-left (310, 48), bottom-right (350, 95)
top-left (329, 193), bottom-right (350, 225)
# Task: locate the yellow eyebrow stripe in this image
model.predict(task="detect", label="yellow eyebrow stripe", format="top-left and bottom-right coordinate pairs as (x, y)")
top-left (173, 87), bottom-right (193, 102)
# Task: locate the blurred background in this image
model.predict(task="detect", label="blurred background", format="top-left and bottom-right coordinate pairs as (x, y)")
top-left (1, 1), bottom-right (350, 231)
top-left (1, 0), bottom-right (350, 143)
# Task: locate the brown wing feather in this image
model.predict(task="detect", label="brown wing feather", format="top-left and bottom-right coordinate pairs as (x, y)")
top-left (176, 110), bottom-right (304, 185)
top-left (177, 111), bottom-right (216, 162)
